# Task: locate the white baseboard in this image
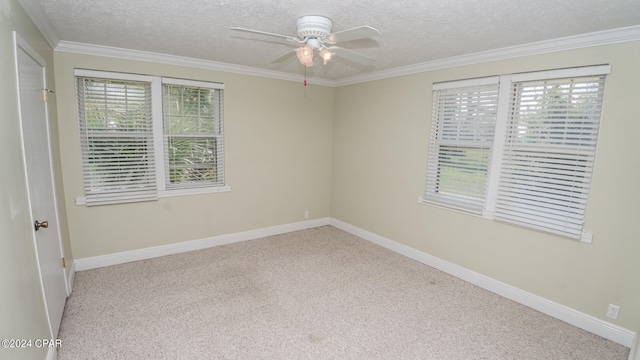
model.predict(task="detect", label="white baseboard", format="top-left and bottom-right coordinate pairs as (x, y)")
top-left (329, 218), bottom-right (636, 348)
top-left (70, 216), bottom-right (635, 348)
top-left (629, 333), bottom-right (639, 360)
top-left (74, 218), bottom-right (331, 271)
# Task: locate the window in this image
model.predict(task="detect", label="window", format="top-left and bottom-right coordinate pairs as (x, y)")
top-left (162, 79), bottom-right (224, 189)
top-left (76, 70), bottom-right (228, 206)
top-left (421, 65), bottom-right (609, 242)
top-left (424, 77), bottom-right (499, 214)
top-left (77, 75), bottom-right (156, 206)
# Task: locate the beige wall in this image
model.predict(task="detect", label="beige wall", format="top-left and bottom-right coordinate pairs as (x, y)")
top-left (332, 42), bottom-right (640, 331)
top-left (1, 0), bottom-right (72, 359)
top-left (53, 52), bottom-right (334, 259)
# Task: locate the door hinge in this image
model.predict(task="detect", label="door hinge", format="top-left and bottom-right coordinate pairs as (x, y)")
top-left (61, 257), bottom-right (66, 268)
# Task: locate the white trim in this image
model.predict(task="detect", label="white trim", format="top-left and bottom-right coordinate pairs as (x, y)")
top-left (418, 196), bottom-right (489, 219)
top-left (629, 333), bottom-right (638, 360)
top-left (159, 185), bottom-right (231, 198)
top-left (16, 0), bottom-right (60, 49)
top-left (152, 77), bottom-right (165, 193)
top-left (162, 77), bottom-right (224, 90)
top-left (57, 41), bottom-right (335, 87)
top-left (14, 30), bottom-right (54, 344)
top-left (66, 260), bottom-right (75, 295)
top-left (335, 25), bottom-right (640, 86)
top-left (54, 26), bottom-right (639, 88)
top-left (329, 218), bottom-right (636, 348)
top-left (46, 346), bottom-right (57, 360)
top-left (14, 31), bottom-right (69, 340)
top-left (18, 0), bottom-right (638, 89)
top-left (484, 75), bottom-right (512, 217)
top-left (424, 69), bottom-right (605, 241)
top-left (75, 185), bottom-right (232, 205)
top-left (74, 217), bottom-right (331, 271)
top-left (15, 34), bottom-right (47, 66)
top-left (510, 64), bottom-right (611, 82)
top-left (70, 216), bottom-right (635, 347)
top-left (74, 68), bottom-right (153, 82)
top-left (74, 71), bottom-right (231, 206)
top-left (433, 76), bottom-right (499, 90)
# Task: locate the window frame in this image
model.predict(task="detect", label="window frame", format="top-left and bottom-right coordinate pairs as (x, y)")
top-left (420, 65), bottom-right (610, 243)
top-left (423, 76), bottom-right (500, 214)
top-left (156, 77), bottom-right (225, 193)
top-left (76, 74), bottom-right (157, 206)
top-left (75, 69), bottom-right (230, 206)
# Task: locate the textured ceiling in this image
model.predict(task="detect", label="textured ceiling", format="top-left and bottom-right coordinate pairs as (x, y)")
top-left (28, 0), bottom-right (640, 80)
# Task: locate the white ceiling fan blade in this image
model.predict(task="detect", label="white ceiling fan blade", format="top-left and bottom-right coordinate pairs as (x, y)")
top-left (329, 26), bottom-right (380, 43)
top-left (230, 27), bottom-right (299, 42)
top-left (333, 47), bottom-right (375, 65)
top-left (270, 50), bottom-right (297, 64)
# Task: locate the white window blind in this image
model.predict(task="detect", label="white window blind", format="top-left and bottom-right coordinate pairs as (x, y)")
top-left (77, 77), bottom-right (157, 206)
top-left (494, 75), bottom-right (606, 239)
top-left (424, 82), bottom-right (499, 214)
top-left (162, 79), bottom-right (224, 189)
top-left (422, 65), bottom-right (609, 241)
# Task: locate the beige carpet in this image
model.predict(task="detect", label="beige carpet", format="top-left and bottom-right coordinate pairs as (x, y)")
top-left (58, 226), bottom-right (629, 359)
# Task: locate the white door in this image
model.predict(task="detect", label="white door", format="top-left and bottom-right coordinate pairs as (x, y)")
top-left (15, 33), bottom-right (68, 338)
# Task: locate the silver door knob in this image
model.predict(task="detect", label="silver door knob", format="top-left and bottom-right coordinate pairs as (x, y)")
top-left (34, 220), bottom-right (49, 231)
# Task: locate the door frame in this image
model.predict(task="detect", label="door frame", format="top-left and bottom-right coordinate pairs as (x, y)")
top-left (14, 31), bottom-right (70, 335)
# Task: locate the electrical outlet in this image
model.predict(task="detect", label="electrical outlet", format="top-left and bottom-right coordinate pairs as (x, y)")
top-left (606, 304), bottom-right (620, 319)
top-left (304, 210), bottom-right (309, 219)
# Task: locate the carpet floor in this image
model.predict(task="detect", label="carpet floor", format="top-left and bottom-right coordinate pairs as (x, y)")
top-left (58, 226), bottom-right (629, 359)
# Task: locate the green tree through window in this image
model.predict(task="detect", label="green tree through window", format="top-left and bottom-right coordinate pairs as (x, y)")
top-left (163, 84), bottom-right (223, 188)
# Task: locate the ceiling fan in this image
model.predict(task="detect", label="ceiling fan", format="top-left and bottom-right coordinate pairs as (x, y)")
top-left (230, 15), bottom-right (380, 67)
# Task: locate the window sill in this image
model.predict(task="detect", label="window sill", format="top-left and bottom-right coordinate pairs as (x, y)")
top-left (75, 185), bottom-right (231, 206)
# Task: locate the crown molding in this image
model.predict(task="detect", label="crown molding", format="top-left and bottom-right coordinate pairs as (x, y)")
top-left (16, 0), bottom-right (640, 87)
top-left (55, 41), bottom-right (336, 87)
top-left (335, 25), bottom-right (640, 86)
top-left (16, 0), bottom-right (60, 49)
top-left (50, 24), bottom-right (640, 88)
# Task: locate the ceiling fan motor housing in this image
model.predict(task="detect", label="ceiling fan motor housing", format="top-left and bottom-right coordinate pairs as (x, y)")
top-left (296, 15), bottom-right (333, 39)
top-left (230, 15), bottom-right (377, 67)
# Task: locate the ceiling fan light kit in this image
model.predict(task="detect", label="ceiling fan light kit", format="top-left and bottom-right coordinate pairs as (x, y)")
top-left (319, 48), bottom-right (334, 65)
top-left (230, 15), bottom-right (379, 68)
top-left (296, 45), bottom-right (315, 67)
